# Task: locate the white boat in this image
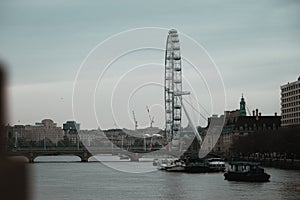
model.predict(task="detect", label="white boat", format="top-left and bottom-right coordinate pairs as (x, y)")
top-left (165, 159), bottom-right (185, 172)
top-left (119, 154), bottom-right (130, 160)
top-left (156, 158), bottom-right (175, 170)
top-left (156, 158), bottom-right (185, 172)
top-left (157, 157), bottom-right (225, 173)
top-left (206, 158), bottom-right (226, 172)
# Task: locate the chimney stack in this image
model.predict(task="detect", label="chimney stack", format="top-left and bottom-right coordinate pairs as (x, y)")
top-left (256, 109), bottom-right (259, 120)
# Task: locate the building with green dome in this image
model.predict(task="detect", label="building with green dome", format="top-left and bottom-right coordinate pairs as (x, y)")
top-left (240, 94), bottom-right (246, 116)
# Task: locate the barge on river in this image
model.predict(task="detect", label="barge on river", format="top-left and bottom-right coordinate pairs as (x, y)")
top-left (224, 161), bottom-right (270, 182)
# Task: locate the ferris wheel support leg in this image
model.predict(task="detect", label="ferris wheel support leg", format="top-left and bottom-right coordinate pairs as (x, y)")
top-left (182, 102), bottom-right (202, 144)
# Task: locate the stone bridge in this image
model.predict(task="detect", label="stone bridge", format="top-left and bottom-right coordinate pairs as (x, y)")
top-left (7, 147), bottom-right (180, 163)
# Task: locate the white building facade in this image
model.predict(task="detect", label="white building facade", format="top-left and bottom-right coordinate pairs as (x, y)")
top-left (281, 77), bottom-right (300, 126)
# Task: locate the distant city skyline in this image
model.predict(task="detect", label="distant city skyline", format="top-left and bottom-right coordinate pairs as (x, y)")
top-left (1, 0), bottom-right (300, 129)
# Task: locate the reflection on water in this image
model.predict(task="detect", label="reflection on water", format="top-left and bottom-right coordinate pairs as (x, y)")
top-left (30, 156), bottom-right (300, 200)
top-left (161, 173), bottom-right (185, 200)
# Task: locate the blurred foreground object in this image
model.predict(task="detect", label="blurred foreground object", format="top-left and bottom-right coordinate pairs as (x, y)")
top-left (0, 63), bottom-right (30, 200)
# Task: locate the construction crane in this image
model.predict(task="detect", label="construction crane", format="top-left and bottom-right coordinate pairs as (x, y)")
top-left (146, 106), bottom-right (155, 128)
top-left (132, 110), bottom-right (138, 130)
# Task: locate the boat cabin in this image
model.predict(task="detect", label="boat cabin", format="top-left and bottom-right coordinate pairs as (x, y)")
top-left (228, 161), bottom-right (264, 173)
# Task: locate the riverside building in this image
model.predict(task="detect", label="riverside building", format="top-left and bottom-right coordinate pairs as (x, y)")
top-left (210, 96), bottom-right (281, 154)
top-left (281, 76), bottom-right (300, 127)
top-left (6, 119), bottom-right (64, 146)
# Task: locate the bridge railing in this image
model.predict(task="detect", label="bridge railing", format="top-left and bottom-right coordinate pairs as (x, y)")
top-left (7, 146), bottom-right (166, 153)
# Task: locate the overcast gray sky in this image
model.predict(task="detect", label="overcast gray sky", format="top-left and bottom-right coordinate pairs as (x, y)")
top-left (1, 0), bottom-right (300, 129)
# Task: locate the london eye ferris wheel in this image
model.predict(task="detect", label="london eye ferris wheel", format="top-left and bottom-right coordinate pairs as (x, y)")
top-left (164, 29), bottom-right (186, 143)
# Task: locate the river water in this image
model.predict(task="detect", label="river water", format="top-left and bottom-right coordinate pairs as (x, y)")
top-left (26, 156), bottom-right (300, 200)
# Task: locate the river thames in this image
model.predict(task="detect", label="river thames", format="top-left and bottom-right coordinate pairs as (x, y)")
top-left (27, 156), bottom-right (300, 200)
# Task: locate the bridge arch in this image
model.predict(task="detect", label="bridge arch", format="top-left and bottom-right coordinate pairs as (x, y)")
top-left (8, 151), bottom-right (92, 163)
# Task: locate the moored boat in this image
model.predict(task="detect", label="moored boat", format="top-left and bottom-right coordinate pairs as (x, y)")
top-left (165, 159), bottom-right (186, 172)
top-left (119, 154), bottom-right (130, 160)
top-left (156, 156), bottom-right (227, 173)
top-left (157, 158), bottom-right (174, 170)
top-left (184, 157), bottom-right (210, 173)
top-left (206, 158), bottom-right (226, 172)
top-left (224, 161), bottom-right (270, 182)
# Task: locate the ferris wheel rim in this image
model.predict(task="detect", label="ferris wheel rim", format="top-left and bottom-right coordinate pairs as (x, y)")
top-left (164, 29), bottom-right (183, 142)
